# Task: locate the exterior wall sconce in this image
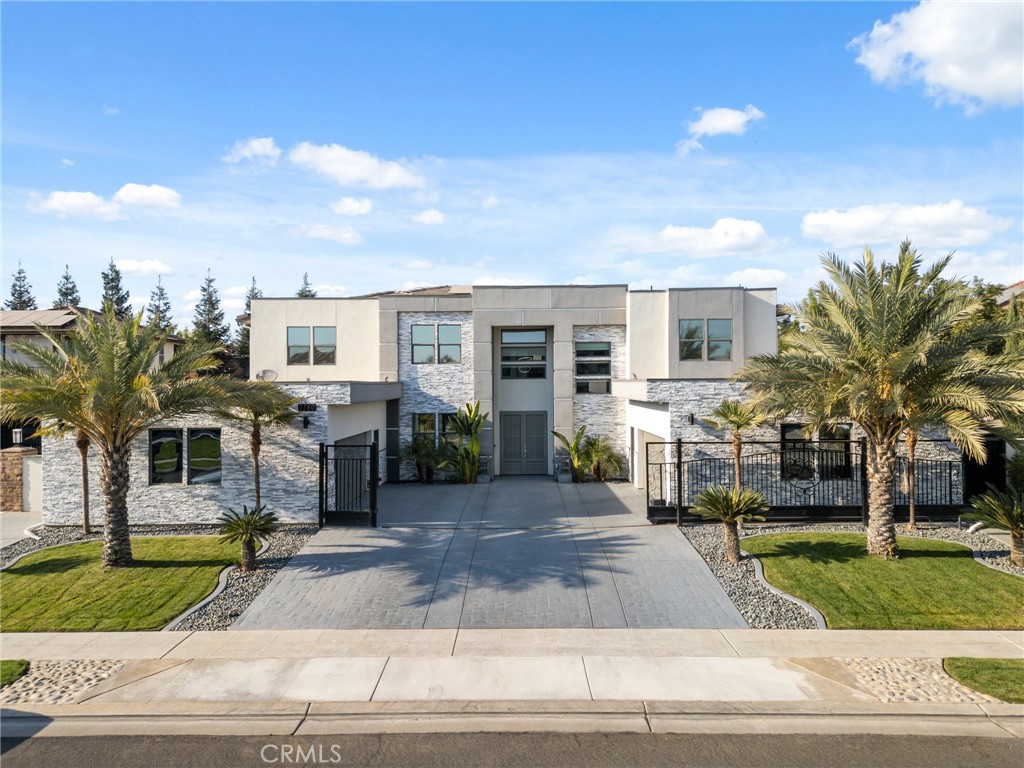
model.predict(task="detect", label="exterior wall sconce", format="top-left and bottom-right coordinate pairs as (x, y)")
top-left (302, 416), bottom-right (310, 429)
top-left (688, 413), bottom-right (695, 425)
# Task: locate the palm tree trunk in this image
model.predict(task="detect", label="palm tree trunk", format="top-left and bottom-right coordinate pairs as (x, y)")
top-left (906, 430), bottom-right (918, 530)
top-left (1010, 532), bottom-right (1023, 568)
top-left (240, 539), bottom-right (256, 573)
top-left (732, 433), bottom-right (742, 490)
top-left (723, 520), bottom-right (742, 564)
top-left (76, 430), bottom-right (91, 536)
top-left (251, 423), bottom-right (262, 509)
top-left (98, 441), bottom-right (134, 567)
top-left (865, 438), bottom-right (900, 560)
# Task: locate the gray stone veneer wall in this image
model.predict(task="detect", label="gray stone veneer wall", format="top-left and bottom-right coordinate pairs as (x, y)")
top-left (396, 311), bottom-right (475, 480)
top-left (41, 383), bottom-right (351, 527)
top-left (571, 326), bottom-right (628, 471)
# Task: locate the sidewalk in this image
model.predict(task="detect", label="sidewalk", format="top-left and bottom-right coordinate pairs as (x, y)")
top-left (2, 629), bottom-right (1022, 737)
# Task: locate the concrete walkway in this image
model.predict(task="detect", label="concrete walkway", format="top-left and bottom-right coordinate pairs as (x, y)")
top-left (0, 509), bottom-right (41, 548)
top-left (233, 480), bottom-right (745, 630)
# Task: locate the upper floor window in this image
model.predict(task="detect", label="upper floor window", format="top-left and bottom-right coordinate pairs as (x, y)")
top-left (313, 326), bottom-right (336, 365)
top-left (575, 341), bottom-right (611, 394)
top-left (500, 329), bottom-right (547, 379)
top-left (679, 319), bottom-right (732, 361)
top-left (287, 327), bottom-right (311, 365)
top-left (412, 324), bottom-right (462, 364)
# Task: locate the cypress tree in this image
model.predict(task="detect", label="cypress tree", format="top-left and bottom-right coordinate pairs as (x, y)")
top-left (100, 259), bottom-right (131, 319)
top-left (53, 265), bottom-right (81, 309)
top-left (145, 276), bottom-right (174, 331)
top-left (296, 272), bottom-right (318, 298)
top-left (5, 262), bottom-right (38, 310)
top-left (191, 270), bottom-right (231, 348)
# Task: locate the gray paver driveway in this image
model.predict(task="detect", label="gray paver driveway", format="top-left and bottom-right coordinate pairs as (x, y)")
top-left (232, 478), bottom-right (746, 630)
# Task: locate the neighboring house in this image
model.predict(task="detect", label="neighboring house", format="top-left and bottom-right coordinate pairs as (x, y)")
top-left (40, 283), bottom-right (791, 525)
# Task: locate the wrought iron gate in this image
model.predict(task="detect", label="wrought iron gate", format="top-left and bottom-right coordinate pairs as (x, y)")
top-left (319, 442), bottom-right (379, 526)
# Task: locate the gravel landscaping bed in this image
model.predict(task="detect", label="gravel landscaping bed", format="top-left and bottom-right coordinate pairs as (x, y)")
top-left (680, 521), bottom-right (1022, 630)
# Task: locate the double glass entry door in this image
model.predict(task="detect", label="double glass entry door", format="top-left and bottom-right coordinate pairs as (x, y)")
top-left (500, 411), bottom-right (548, 475)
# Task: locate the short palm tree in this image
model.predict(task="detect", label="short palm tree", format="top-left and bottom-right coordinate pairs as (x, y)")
top-left (965, 486), bottom-right (1024, 567)
top-left (741, 243), bottom-right (1024, 560)
top-left (690, 485), bottom-right (769, 564)
top-left (702, 399), bottom-right (766, 491)
top-left (0, 307), bottom-right (235, 567)
top-left (441, 401), bottom-right (489, 484)
top-left (582, 434), bottom-right (625, 481)
top-left (552, 426), bottom-right (588, 482)
top-left (217, 384), bottom-right (298, 508)
top-left (217, 504), bottom-right (279, 573)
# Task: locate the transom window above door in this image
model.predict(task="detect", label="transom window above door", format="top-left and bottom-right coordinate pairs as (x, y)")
top-left (500, 329), bottom-right (547, 379)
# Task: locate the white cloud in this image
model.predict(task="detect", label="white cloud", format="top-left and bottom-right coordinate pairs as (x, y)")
top-left (116, 259), bottom-right (172, 276)
top-left (330, 196), bottom-right (373, 216)
top-left (223, 298), bottom-right (246, 311)
top-left (472, 275), bottom-right (536, 286)
top-left (404, 259), bottom-right (433, 270)
top-left (30, 191), bottom-right (123, 220)
top-left (849, 1), bottom-right (1023, 114)
top-left (303, 224), bottom-right (364, 245)
top-left (112, 183), bottom-right (181, 208)
top-left (289, 142), bottom-right (425, 188)
top-left (401, 281), bottom-right (433, 291)
top-left (801, 200), bottom-right (1014, 248)
top-left (221, 137), bottom-right (282, 165)
top-left (223, 285), bottom-right (249, 297)
top-left (60, 158), bottom-right (75, 167)
top-left (103, 105), bottom-right (119, 116)
top-left (616, 217), bottom-right (775, 257)
top-left (677, 105), bottom-right (765, 155)
top-left (481, 195), bottom-right (500, 209)
top-left (413, 209), bottom-right (445, 225)
top-left (725, 267), bottom-right (790, 288)
top-left (183, 289), bottom-right (202, 302)
top-left (314, 284), bottom-right (349, 297)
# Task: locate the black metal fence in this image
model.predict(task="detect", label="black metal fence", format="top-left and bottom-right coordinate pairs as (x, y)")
top-left (645, 439), bottom-right (963, 524)
top-left (319, 443), bottom-right (379, 526)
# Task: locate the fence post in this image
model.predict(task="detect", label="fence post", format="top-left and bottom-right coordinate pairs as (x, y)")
top-left (318, 442), bottom-right (326, 528)
top-left (675, 438), bottom-right (683, 526)
top-left (369, 441), bottom-right (379, 528)
top-left (859, 438), bottom-right (869, 526)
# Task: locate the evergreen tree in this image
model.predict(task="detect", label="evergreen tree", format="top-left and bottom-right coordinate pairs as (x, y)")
top-left (100, 259), bottom-right (131, 319)
top-left (52, 265), bottom-right (81, 309)
top-left (234, 276), bottom-right (262, 358)
top-left (296, 272), bottom-right (318, 298)
top-left (145, 276), bottom-right (174, 331)
top-left (191, 270), bottom-right (231, 348)
top-left (5, 262), bottom-right (38, 310)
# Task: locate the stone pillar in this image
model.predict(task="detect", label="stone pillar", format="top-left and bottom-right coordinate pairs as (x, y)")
top-left (1, 447), bottom-right (37, 512)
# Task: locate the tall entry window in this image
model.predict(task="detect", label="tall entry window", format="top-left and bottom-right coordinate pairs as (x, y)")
top-left (500, 329), bottom-right (547, 379)
top-left (575, 341), bottom-right (611, 393)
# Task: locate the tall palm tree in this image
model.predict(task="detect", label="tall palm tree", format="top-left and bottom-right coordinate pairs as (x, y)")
top-left (702, 399), bottom-right (766, 491)
top-left (740, 243), bottom-right (1024, 560)
top-left (0, 307), bottom-right (236, 567)
top-left (217, 384), bottom-right (298, 508)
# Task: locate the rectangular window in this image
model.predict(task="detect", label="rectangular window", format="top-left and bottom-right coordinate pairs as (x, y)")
top-left (501, 345), bottom-right (547, 379)
top-left (819, 423), bottom-right (852, 479)
top-left (188, 428), bottom-right (222, 485)
top-left (574, 341), bottom-right (612, 394)
top-left (411, 325), bottom-right (435, 364)
top-left (150, 429), bottom-right (183, 484)
top-left (679, 319), bottom-right (704, 360)
top-left (287, 327), bottom-right (311, 365)
top-left (501, 329), bottom-right (546, 344)
top-left (781, 423), bottom-right (812, 480)
top-left (413, 413), bottom-right (436, 440)
top-left (440, 413), bottom-right (459, 446)
top-left (313, 327), bottom-right (336, 365)
top-left (437, 325), bottom-right (461, 364)
top-left (707, 319), bottom-right (733, 361)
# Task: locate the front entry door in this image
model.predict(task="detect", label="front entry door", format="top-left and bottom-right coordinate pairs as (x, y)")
top-left (500, 412), bottom-right (548, 475)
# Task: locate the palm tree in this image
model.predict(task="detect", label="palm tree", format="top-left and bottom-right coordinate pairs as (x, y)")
top-left (582, 434), bottom-right (625, 481)
top-left (552, 426), bottom-right (588, 482)
top-left (217, 384), bottom-right (298, 508)
top-left (441, 401), bottom-right (489, 484)
top-left (702, 399), bottom-right (766, 491)
top-left (0, 307), bottom-right (235, 567)
top-left (690, 485), bottom-right (769, 564)
top-left (217, 504), bottom-right (279, 573)
top-left (965, 487), bottom-right (1024, 567)
top-left (740, 243), bottom-right (1024, 559)
top-left (76, 428), bottom-right (92, 536)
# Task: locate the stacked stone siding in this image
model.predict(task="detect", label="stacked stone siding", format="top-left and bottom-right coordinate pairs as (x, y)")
top-left (396, 312), bottom-right (474, 480)
top-left (572, 326), bottom-right (628, 468)
top-left (1, 447), bottom-right (36, 512)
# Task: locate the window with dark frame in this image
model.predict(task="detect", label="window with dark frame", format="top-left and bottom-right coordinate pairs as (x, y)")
top-left (819, 423), bottom-right (852, 479)
top-left (287, 326), bottom-right (311, 365)
top-left (707, 319), bottom-right (733, 361)
top-left (150, 429), bottom-right (183, 484)
top-left (679, 319), bottom-right (733, 361)
top-left (575, 341), bottom-right (612, 394)
top-left (438, 325), bottom-right (461, 363)
top-left (679, 319), bottom-right (704, 360)
top-left (411, 324), bottom-right (462, 364)
top-left (413, 412), bottom-right (458, 447)
top-left (781, 423), bottom-right (813, 480)
top-left (188, 428), bottom-right (222, 485)
top-left (313, 327), bottom-right (337, 365)
top-left (411, 325), bottom-right (435, 364)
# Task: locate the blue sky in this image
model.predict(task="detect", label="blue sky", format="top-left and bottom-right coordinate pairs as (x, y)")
top-left (3, 1), bottom-right (1022, 327)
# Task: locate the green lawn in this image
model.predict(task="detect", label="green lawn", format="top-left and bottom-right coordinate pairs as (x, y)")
top-left (1, 659), bottom-right (29, 687)
top-left (741, 533), bottom-right (1024, 630)
top-left (0, 537), bottom-right (238, 632)
top-left (944, 658), bottom-right (1024, 703)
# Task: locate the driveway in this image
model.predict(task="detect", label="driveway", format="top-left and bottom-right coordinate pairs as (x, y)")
top-left (232, 478), bottom-right (746, 630)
